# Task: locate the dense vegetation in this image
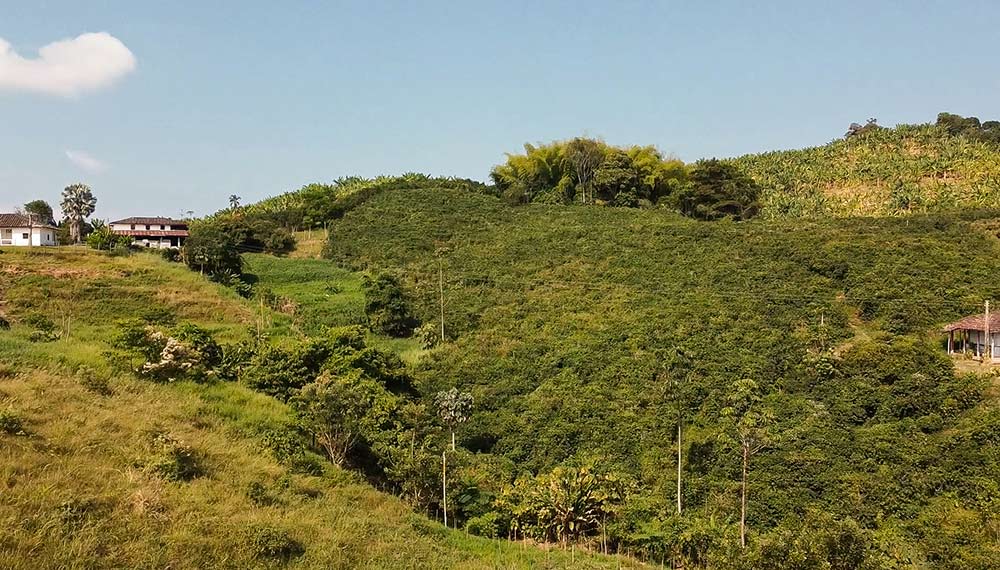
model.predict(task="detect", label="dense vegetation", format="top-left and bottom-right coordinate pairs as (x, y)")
top-left (320, 186), bottom-right (1000, 567)
top-left (734, 114), bottom-right (1000, 218)
top-left (0, 248), bottom-right (634, 569)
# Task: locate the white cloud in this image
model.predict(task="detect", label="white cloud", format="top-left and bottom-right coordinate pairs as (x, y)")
top-left (65, 150), bottom-right (107, 173)
top-left (0, 32), bottom-right (136, 97)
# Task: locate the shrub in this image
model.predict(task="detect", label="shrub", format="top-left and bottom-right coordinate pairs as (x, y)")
top-left (243, 524), bottom-right (304, 560)
top-left (0, 409), bottom-right (25, 434)
top-left (245, 481), bottom-right (274, 506)
top-left (160, 247), bottom-right (181, 262)
top-left (114, 321), bottom-right (221, 383)
top-left (465, 511), bottom-right (506, 539)
top-left (23, 313), bottom-right (56, 333)
top-left (362, 272), bottom-right (417, 337)
top-left (75, 365), bottom-right (112, 396)
top-left (144, 431), bottom-right (203, 481)
top-left (0, 316), bottom-right (9, 330)
top-left (86, 224), bottom-right (132, 251)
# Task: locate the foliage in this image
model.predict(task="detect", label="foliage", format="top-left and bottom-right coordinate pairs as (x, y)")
top-left (362, 272), bottom-right (417, 337)
top-left (292, 370), bottom-right (397, 466)
top-left (75, 365), bottom-right (112, 395)
top-left (243, 524), bottom-right (304, 561)
top-left (0, 408), bottom-right (25, 435)
top-left (673, 159), bottom-right (761, 220)
top-left (23, 200), bottom-right (54, 224)
top-left (494, 463), bottom-right (627, 544)
top-left (60, 183), bottom-right (97, 243)
top-left (318, 185), bottom-right (1000, 562)
top-left (142, 430), bottom-right (203, 481)
top-left (112, 321), bottom-right (222, 383)
top-left (86, 222), bottom-right (132, 251)
top-left (182, 220), bottom-right (243, 276)
top-left (491, 138), bottom-right (686, 206)
top-left (936, 112), bottom-right (1000, 144)
top-left (733, 119), bottom-right (1000, 218)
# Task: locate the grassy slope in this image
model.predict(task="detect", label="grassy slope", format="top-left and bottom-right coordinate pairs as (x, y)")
top-left (0, 248), bottom-right (635, 569)
top-left (732, 124), bottom-right (1000, 218)
top-left (321, 187), bottom-right (1000, 560)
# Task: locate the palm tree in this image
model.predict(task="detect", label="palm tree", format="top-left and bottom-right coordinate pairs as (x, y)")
top-left (229, 195), bottom-right (241, 210)
top-left (60, 183), bottom-right (97, 244)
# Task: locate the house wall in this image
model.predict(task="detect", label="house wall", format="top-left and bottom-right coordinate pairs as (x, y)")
top-left (0, 227), bottom-right (57, 246)
top-left (962, 330), bottom-right (1000, 360)
top-left (112, 223), bottom-right (175, 231)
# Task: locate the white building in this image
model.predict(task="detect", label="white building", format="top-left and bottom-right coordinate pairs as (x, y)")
top-left (0, 213), bottom-right (59, 246)
top-left (109, 217), bottom-right (189, 249)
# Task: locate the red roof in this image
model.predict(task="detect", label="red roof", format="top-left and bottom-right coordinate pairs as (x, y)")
top-left (113, 230), bottom-right (189, 237)
top-left (943, 313), bottom-right (1000, 332)
top-left (0, 213), bottom-right (58, 229)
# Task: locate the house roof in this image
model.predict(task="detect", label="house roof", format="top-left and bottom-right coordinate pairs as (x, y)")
top-left (110, 216), bottom-right (187, 226)
top-left (113, 230), bottom-right (189, 237)
top-left (943, 313), bottom-right (1000, 332)
top-left (0, 213), bottom-right (58, 229)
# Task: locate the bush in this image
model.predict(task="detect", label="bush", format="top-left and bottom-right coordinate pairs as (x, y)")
top-left (160, 247), bottom-right (181, 262)
top-left (362, 272), bottom-right (417, 337)
top-left (0, 409), bottom-right (25, 435)
top-left (465, 511), bottom-right (506, 539)
top-left (23, 313), bottom-right (56, 333)
top-left (114, 321), bottom-right (221, 383)
top-left (144, 431), bottom-right (203, 481)
top-left (0, 316), bottom-right (9, 330)
top-left (86, 224), bottom-right (132, 251)
top-left (75, 365), bottom-right (112, 395)
top-left (243, 524), bottom-right (304, 560)
top-left (245, 481), bottom-right (274, 506)
top-left (28, 330), bottom-right (59, 343)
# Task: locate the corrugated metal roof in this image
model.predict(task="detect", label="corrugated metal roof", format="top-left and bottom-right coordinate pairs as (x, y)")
top-left (943, 313), bottom-right (1000, 332)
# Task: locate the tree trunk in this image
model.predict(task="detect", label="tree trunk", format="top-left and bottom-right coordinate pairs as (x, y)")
top-left (740, 443), bottom-right (748, 549)
top-left (676, 422), bottom-right (682, 514)
top-left (451, 430), bottom-right (456, 452)
top-left (441, 450), bottom-right (448, 528)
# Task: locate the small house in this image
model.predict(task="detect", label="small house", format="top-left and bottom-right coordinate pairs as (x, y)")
top-left (110, 217), bottom-right (189, 249)
top-left (943, 313), bottom-right (1000, 362)
top-left (0, 213), bottom-right (59, 246)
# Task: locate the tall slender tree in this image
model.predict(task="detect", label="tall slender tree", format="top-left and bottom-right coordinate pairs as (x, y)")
top-left (721, 378), bottom-right (775, 549)
top-left (60, 183), bottom-right (97, 244)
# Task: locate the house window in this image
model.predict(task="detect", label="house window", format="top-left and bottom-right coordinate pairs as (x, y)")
top-left (145, 225), bottom-right (151, 230)
top-left (22, 233), bottom-right (29, 239)
top-left (130, 224), bottom-right (135, 230)
top-left (160, 225), bottom-right (165, 230)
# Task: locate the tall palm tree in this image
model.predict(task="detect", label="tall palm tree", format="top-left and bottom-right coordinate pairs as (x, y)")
top-left (229, 194), bottom-right (241, 210)
top-left (60, 183), bottom-right (97, 244)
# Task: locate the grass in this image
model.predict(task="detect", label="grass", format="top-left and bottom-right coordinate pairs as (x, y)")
top-left (0, 246), bottom-right (637, 568)
top-left (243, 253), bottom-right (365, 335)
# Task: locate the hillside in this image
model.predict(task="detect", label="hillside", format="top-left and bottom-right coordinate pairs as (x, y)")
top-left (322, 186), bottom-right (1000, 566)
top-left (733, 123), bottom-right (1000, 218)
top-left (0, 248), bottom-right (634, 569)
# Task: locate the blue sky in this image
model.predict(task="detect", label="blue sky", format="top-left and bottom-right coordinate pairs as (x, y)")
top-left (2, 0), bottom-right (1000, 220)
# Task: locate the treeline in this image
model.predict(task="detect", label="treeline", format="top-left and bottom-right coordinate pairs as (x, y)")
top-left (490, 139), bottom-right (762, 220)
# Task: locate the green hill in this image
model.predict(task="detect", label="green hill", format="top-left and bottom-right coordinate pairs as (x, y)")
top-left (0, 249), bottom-right (633, 569)
top-left (732, 123), bottom-right (1000, 218)
top-left (320, 186), bottom-right (1000, 566)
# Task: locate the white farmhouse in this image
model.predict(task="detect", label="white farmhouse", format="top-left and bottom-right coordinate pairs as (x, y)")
top-left (109, 217), bottom-right (189, 249)
top-left (0, 213), bottom-right (59, 246)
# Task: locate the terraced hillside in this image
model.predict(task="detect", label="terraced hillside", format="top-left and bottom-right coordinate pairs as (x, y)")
top-left (0, 248), bottom-right (633, 569)
top-left (732, 124), bottom-right (1000, 218)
